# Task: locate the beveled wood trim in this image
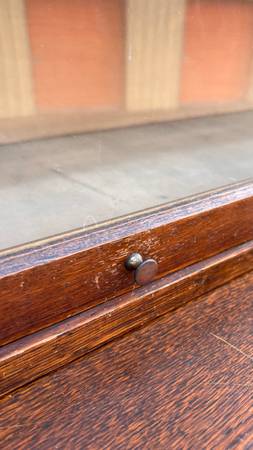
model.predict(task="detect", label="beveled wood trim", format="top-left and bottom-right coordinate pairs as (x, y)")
top-left (1, 241), bottom-right (253, 397)
top-left (0, 180), bottom-right (253, 346)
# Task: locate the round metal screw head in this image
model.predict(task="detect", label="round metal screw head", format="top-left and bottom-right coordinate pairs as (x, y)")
top-left (124, 253), bottom-right (158, 285)
top-left (134, 258), bottom-right (158, 286)
top-left (125, 252), bottom-right (143, 271)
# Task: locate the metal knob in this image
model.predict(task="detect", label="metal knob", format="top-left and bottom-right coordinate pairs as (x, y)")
top-left (125, 253), bottom-right (158, 286)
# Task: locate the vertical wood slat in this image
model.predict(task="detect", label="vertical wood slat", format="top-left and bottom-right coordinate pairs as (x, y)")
top-left (126, 0), bottom-right (185, 111)
top-left (0, 0), bottom-right (35, 118)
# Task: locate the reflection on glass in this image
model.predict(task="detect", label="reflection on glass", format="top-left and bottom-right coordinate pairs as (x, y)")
top-left (0, 0), bottom-right (253, 250)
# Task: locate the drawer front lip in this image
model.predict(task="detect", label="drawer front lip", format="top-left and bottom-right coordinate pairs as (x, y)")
top-left (1, 180), bottom-right (253, 345)
top-left (1, 241), bottom-right (253, 398)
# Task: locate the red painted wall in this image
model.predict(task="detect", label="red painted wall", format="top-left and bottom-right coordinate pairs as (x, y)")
top-left (181, 0), bottom-right (253, 104)
top-left (26, 0), bottom-right (124, 111)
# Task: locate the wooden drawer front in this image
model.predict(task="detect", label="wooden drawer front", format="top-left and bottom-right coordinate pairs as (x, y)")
top-left (0, 181), bottom-right (253, 345)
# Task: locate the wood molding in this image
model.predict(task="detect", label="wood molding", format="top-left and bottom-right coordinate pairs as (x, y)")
top-left (0, 240), bottom-right (253, 397)
top-left (0, 180), bottom-right (253, 346)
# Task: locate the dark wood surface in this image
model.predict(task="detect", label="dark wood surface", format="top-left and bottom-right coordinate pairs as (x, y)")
top-left (1, 271), bottom-right (252, 449)
top-left (1, 240), bottom-right (253, 397)
top-left (1, 181), bottom-right (253, 345)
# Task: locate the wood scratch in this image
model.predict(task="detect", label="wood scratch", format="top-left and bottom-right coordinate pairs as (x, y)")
top-left (210, 333), bottom-right (253, 361)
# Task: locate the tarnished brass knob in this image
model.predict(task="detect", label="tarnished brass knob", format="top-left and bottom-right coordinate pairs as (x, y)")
top-left (125, 253), bottom-right (158, 286)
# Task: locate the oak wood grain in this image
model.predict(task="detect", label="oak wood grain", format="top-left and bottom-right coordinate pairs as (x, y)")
top-left (0, 181), bottom-right (253, 346)
top-left (1, 271), bottom-right (252, 449)
top-left (1, 240), bottom-right (253, 397)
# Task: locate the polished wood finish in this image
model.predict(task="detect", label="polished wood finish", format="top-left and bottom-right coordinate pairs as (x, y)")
top-left (1, 272), bottom-right (252, 449)
top-left (1, 240), bottom-right (252, 397)
top-left (1, 181), bottom-right (253, 345)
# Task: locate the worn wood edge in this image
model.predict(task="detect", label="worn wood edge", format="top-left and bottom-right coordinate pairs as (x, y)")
top-left (1, 240), bottom-right (252, 398)
top-left (1, 179), bottom-right (252, 267)
top-left (1, 178), bottom-right (251, 262)
top-left (0, 180), bottom-right (253, 346)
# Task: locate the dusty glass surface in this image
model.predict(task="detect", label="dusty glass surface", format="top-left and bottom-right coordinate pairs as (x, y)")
top-left (0, 0), bottom-right (253, 250)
